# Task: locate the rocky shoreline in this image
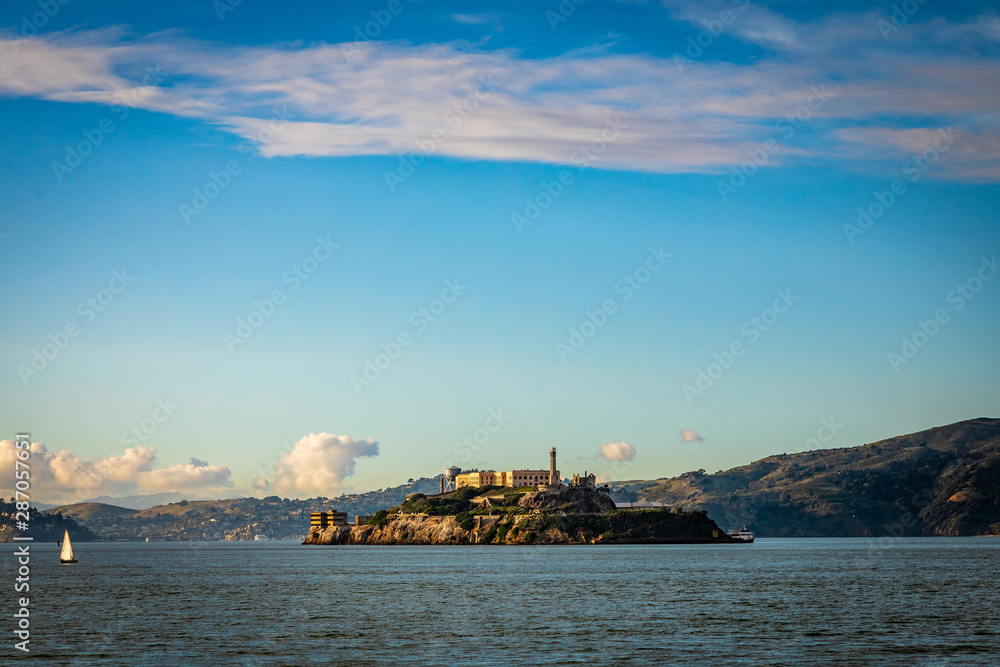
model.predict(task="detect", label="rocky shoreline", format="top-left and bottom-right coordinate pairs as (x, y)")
top-left (302, 487), bottom-right (740, 546)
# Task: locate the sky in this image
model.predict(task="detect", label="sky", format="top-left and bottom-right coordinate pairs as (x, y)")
top-left (1, 0), bottom-right (998, 504)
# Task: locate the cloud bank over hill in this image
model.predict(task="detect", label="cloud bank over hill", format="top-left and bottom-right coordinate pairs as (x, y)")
top-left (1, 432), bottom-right (380, 503)
top-left (0, 439), bottom-right (233, 504)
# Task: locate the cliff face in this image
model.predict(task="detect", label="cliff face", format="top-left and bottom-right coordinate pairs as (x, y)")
top-left (516, 488), bottom-right (617, 513)
top-left (302, 505), bottom-right (735, 546)
top-left (309, 515), bottom-right (479, 546)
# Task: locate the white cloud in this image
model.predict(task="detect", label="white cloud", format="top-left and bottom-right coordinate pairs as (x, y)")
top-left (680, 429), bottom-right (706, 443)
top-left (272, 433), bottom-right (378, 497)
top-left (599, 441), bottom-right (636, 462)
top-left (0, 440), bottom-right (233, 504)
top-left (0, 10), bottom-right (997, 179)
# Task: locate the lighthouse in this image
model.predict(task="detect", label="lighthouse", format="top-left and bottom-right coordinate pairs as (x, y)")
top-left (549, 447), bottom-right (558, 487)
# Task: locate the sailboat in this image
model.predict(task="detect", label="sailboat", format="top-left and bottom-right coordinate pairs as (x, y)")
top-left (60, 529), bottom-right (77, 564)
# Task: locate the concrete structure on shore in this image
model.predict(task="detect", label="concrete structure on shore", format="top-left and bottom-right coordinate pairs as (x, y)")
top-left (310, 511), bottom-right (347, 530)
top-left (614, 501), bottom-right (670, 510)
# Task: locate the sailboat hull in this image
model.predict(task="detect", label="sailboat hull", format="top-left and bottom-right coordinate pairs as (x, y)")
top-left (60, 559), bottom-right (77, 564)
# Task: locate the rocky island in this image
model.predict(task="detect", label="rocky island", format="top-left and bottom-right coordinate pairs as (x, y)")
top-left (302, 486), bottom-right (740, 545)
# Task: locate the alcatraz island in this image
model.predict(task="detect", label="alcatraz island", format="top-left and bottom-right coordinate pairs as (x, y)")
top-left (303, 448), bottom-right (741, 545)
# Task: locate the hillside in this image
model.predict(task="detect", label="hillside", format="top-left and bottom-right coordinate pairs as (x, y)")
top-left (78, 492), bottom-right (194, 510)
top-left (0, 500), bottom-right (100, 543)
top-left (46, 477), bottom-right (444, 541)
top-left (42, 418), bottom-right (1000, 541)
top-left (621, 417), bottom-right (1000, 537)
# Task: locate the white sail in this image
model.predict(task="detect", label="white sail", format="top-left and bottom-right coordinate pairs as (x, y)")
top-left (60, 529), bottom-right (74, 561)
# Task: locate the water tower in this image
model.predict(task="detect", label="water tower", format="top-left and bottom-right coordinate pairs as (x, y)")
top-left (443, 466), bottom-right (462, 493)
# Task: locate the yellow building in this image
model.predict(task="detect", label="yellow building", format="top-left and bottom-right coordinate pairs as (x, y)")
top-left (452, 447), bottom-right (561, 490)
top-left (455, 468), bottom-right (559, 489)
top-left (310, 511), bottom-right (347, 530)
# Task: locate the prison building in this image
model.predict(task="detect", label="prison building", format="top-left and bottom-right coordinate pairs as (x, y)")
top-left (453, 447), bottom-right (561, 489)
top-left (310, 511), bottom-right (348, 530)
top-left (455, 468), bottom-right (561, 489)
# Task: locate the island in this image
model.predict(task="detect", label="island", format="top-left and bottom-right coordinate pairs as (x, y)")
top-left (302, 485), bottom-right (740, 545)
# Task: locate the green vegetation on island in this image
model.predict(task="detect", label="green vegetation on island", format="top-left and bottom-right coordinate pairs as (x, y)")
top-left (303, 486), bottom-right (734, 545)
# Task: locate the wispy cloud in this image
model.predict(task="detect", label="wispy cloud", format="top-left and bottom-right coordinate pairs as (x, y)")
top-left (451, 13), bottom-right (503, 27)
top-left (1, 9), bottom-right (998, 179)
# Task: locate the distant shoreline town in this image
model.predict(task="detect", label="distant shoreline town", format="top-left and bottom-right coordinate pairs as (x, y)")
top-left (4, 418), bottom-right (998, 542)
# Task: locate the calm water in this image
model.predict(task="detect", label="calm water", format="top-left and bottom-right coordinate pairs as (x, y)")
top-left (10, 538), bottom-right (1000, 666)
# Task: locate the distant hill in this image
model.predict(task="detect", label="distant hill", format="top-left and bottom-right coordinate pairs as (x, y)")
top-left (46, 477), bottom-right (445, 541)
top-left (50, 502), bottom-right (136, 522)
top-left (619, 417), bottom-right (1000, 537)
top-left (0, 500), bottom-right (100, 542)
top-left (42, 419), bottom-right (1000, 540)
top-left (78, 492), bottom-right (209, 510)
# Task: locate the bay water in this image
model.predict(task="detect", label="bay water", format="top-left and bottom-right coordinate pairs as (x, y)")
top-left (13, 538), bottom-right (1000, 666)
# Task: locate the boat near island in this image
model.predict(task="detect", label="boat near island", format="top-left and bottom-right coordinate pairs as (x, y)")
top-left (728, 526), bottom-right (755, 542)
top-left (60, 529), bottom-right (78, 563)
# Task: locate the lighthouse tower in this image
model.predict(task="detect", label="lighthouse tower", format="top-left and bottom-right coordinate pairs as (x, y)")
top-left (538, 447), bottom-right (561, 492)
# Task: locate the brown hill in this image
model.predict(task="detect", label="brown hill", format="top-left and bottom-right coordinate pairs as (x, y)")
top-left (623, 417), bottom-right (1000, 537)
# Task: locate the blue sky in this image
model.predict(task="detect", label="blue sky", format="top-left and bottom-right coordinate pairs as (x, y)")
top-left (1, 0), bottom-right (998, 503)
